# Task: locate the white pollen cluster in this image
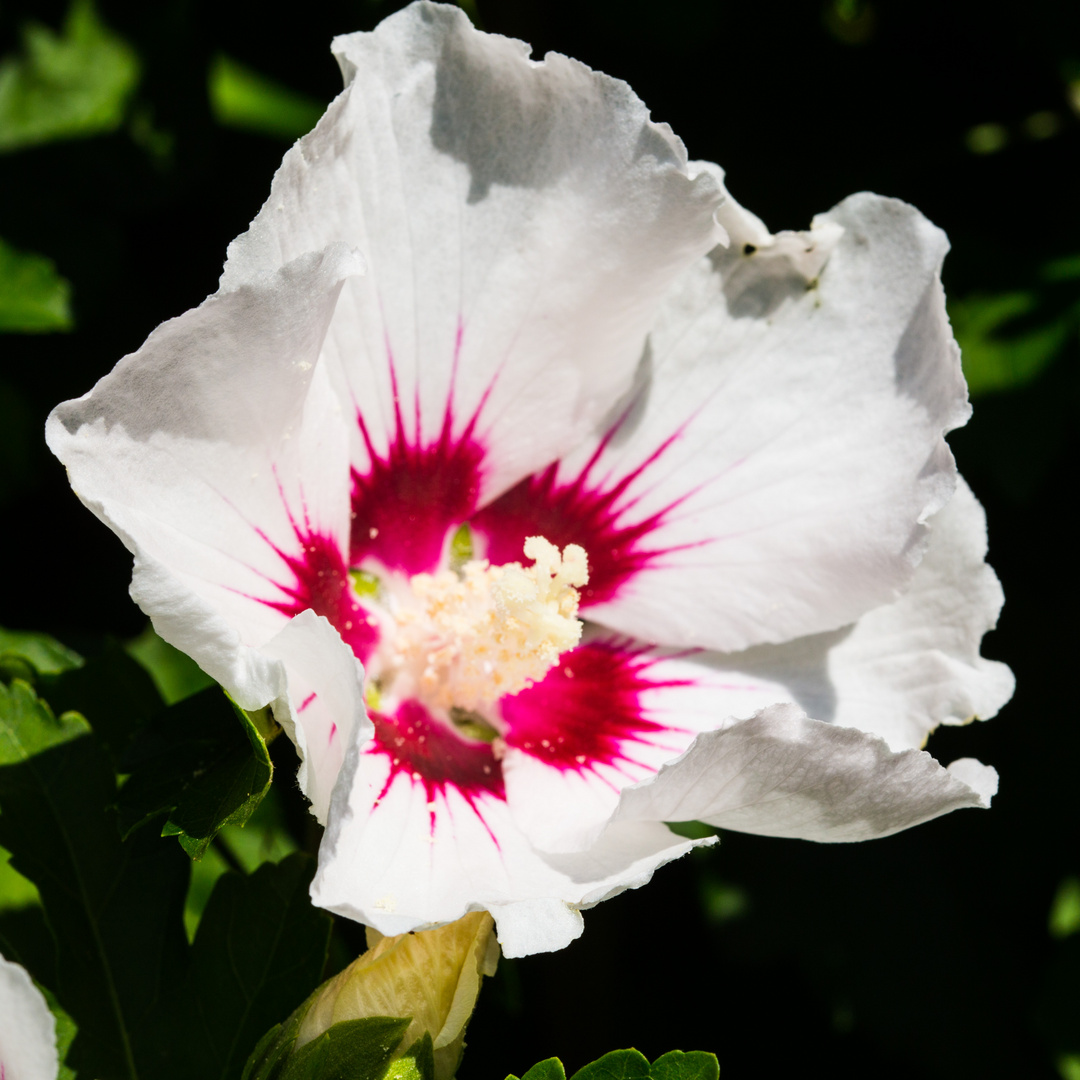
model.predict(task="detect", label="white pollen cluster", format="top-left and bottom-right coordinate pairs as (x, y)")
top-left (391, 536), bottom-right (589, 712)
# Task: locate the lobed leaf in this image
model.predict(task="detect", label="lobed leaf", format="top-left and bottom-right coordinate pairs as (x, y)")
top-left (0, 676), bottom-right (189, 1080)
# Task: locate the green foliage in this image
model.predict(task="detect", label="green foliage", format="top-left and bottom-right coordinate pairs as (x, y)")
top-left (509, 1051), bottom-right (719, 1080)
top-left (951, 290), bottom-right (1073, 395)
top-left (571, 1049), bottom-right (651, 1080)
top-left (0, 0), bottom-right (140, 152)
top-left (1051, 877), bottom-right (1080, 939)
top-left (40, 638), bottom-right (164, 764)
top-left (648, 1052), bottom-right (719, 1080)
top-left (245, 1015), bottom-right (413, 1080)
top-left (0, 676), bottom-right (189, 1080)
top-left (0, 237), bottom-right (73, 332)
top-left (511, 1059), bottom-right (567, 1080)
top-left (145, 854), bottom-right (332, 1080)
top-left (0, 626), bottom-right (83, 678)
top-left (208, 54), bottom-right (324, 140)
top-left (118, 686), bottom-right (275, 858)
top-left (126, 623), bottom-right (214, 705)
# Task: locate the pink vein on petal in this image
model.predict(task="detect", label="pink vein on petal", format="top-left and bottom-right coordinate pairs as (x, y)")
top-left (472, 411), bottom-right (705, 607)
top-left (350, 324), bottom-right (490, 575)
top-left (500, 639), bottom-right (695, 779)
top-left (368, 699), bottom-right (503, 843)
top-left (299, 692), bottom-right (317, 712)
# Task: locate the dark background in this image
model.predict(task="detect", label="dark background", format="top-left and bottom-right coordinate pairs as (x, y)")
top-left (2, 0), bottom-right (1078, 1077)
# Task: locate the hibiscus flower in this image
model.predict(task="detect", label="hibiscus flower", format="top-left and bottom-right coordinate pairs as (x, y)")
top-left (47, 2), bottom-right (1013, 958)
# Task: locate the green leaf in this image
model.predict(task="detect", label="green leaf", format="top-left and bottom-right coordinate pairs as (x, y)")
top-left (148, 853), bottom-right (332, 1080)
top-left (279, 1016), bottom-right (412, 1080)
top-left (40, 638), bottom-right (164, 763)
top-left (208, 54), bottom-right (324, 140)
top-left (510, 1059), bottom-right (567, 1080)
top-left (0, 0), bottom-right (140, 152)
top-left (0, 677), bottom-right (90, 763)
top-left (118, 686), bottom-right (274, 858)
top-left (649, 1052), bottom-right (719, 1080)
top-left (950, 290), bottom-right (1073, 395)
top-left (125, 624), bottom-right (214, 705)
top-left (0, 626), bottom-right (83, 678)
top-left (0, 237), bottom-right (73, 331)
top-left (0, 678), bottom-right (189, 1080)
top-left (571, 1050), bottom-right (651, 1080)
top-left (0, 839), bottom-right (41, 911)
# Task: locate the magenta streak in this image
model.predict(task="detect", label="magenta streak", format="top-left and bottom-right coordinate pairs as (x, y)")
top-left (500, 640), bottom-right (694, 779)
top-left (349, 328), bottom-right (489, 575)
top-left (472, 411), bottom-right (702, 607)
top-left (299, 692), bottom-right (317, 712)
top-left (329, 722), bottom-right (338, 743)
top-left (255, 525), bottom-right (380, 664)
top-left (369, 699), bottom-right (503, 840)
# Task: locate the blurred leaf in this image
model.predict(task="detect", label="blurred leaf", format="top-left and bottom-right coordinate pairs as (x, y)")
top-left (950, 290), bottom-right (1074, 395)
top-left (149, 853), bottom-right (332, 1080)
top-left (0, 237), bottom-right (73, 331)
top-left (118, 686), bottom-right (274, 859)
top-left (0, 0), bottom-right (140, 152)
top-left (1043, 254), bottom-right (1080, 282)
top-left (649, 1052), bottom-right (718, 1080)
top-left (1051, 877), bottom-right (1080, 939)
top-left (571, 1049), bottom-right (651, 1080)
top-left (0, 678), bottom-right (189, 1080)
top-left (1060, 1055), bottom-right (1080, 1080)
top-left (126, 623), bottom-right (213, 705)
top-left (0, 625), bottom-right (83, 679)
top-left (208, 54), bottom-right (324, 140)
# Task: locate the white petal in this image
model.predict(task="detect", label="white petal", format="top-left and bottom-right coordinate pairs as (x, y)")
top-left (221, 2), bottom-right (724, 524)
top-left (47, 246), bottom-right (369, 805)
top-left (262, 610), bottom-right (371, 824)
top-left (806, 476), bottom-right (1013, 749)
top-left (499, 636), bottom-right (788, 853)
top-left (311, 717), bottom-right (701, 957)
top-left (0, 952), bottom-right (58, 1080)
top-left (477, 189), bottom-right (970, 651)
top-left (612, 702), bottom-right (995, 842)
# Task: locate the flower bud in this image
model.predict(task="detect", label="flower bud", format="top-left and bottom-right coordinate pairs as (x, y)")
top-left (296, 912), bottom-right (498, 1080)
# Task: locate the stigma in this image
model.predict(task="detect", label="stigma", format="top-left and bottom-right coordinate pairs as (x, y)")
top-left (388, 536), bottom-right (588, 713)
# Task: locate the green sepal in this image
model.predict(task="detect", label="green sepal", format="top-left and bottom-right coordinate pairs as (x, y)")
top-left (118, 685), bottom-right (274, 858)
top-left (279, 1016), bottom-right (412, 1080)
top-left (570, 1049), bottom-right (651, 1080)
top-left (384, 1032), bottom-right (435, 1080)
top-left (649, 1051), bottom-right (719, 1080)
